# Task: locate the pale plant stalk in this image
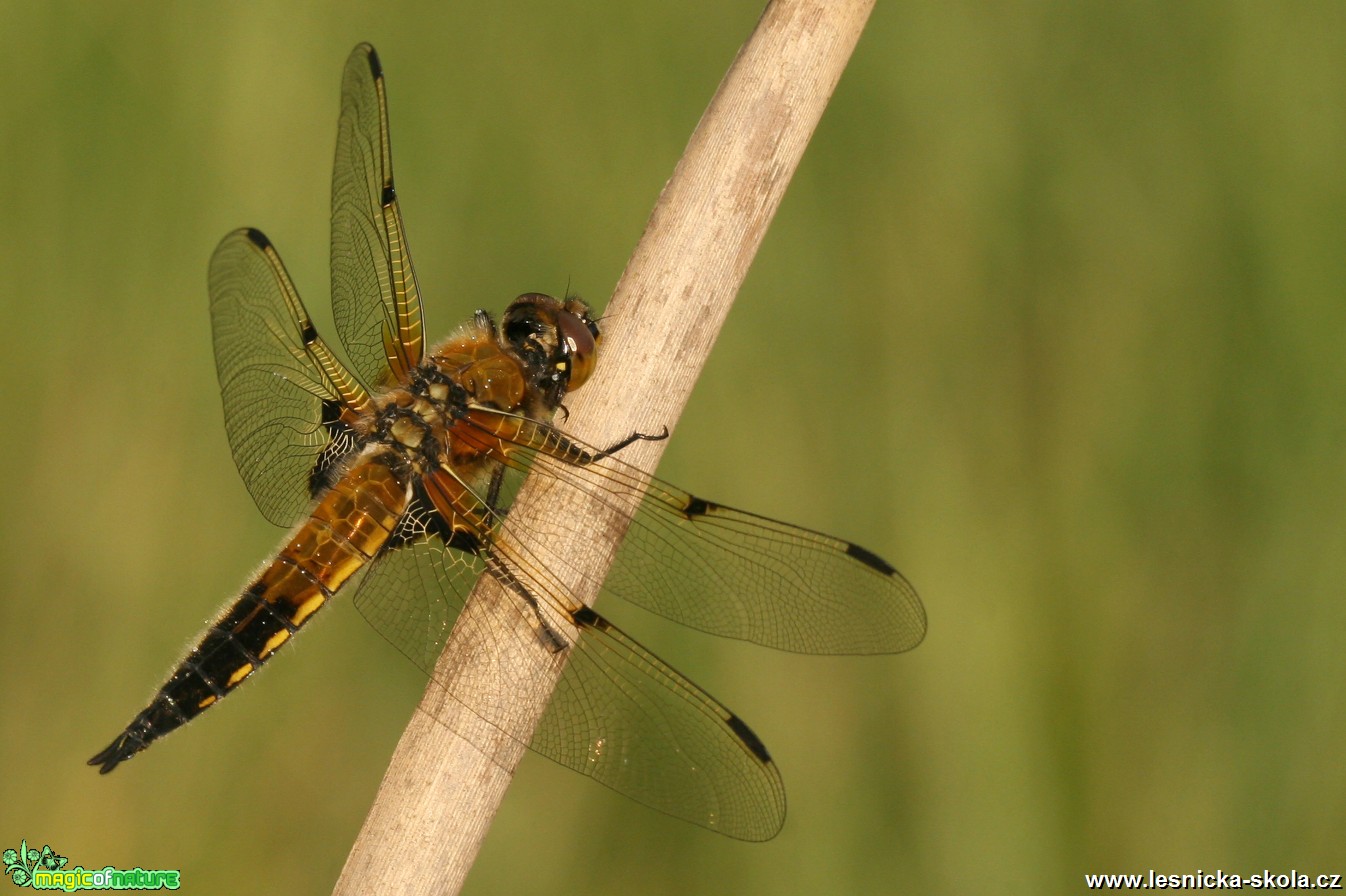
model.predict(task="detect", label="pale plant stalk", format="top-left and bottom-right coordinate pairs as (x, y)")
top-left (333, 1), bottom-right (877, 892)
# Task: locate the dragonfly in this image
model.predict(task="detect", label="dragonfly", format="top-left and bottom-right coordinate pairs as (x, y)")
top-left (88, 43), bottom-right (926, 842)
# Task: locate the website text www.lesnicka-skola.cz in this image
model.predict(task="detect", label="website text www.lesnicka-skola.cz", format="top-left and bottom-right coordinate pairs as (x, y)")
top-left (1084, 869), bottom-right (1342, 890)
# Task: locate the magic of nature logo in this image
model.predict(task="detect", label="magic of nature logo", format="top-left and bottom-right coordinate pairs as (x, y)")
top-left (3, 840), bottom-right (180, 891)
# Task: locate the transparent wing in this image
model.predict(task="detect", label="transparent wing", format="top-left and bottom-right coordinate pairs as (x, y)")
top-left (353, 403), bottom-right (923, 839)
top-left (330, 43), bottom-right (424, 390)
top-left (209, 228), bottom-right (372, 526)
top-left (355, 473), bottom-right (786, 840)
top-left (537, 605), bottom-right (785, 841)
top-left (463, 411), bottom-right (927, 655)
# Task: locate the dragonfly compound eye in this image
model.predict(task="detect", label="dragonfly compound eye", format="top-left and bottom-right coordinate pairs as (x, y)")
top-left (554, 306), bottom-right (598, 390)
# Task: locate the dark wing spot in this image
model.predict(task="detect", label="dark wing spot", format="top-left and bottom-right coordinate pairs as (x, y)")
top-left (571, 605), bottom-right (605, 630)
top-left (382, 183), bottom-right (396, 207)
top-left (387, 486), bottom-right (487, 553)
top-left (725, 713), bottom-right (772, 764)
top-left (843, 542), bottom-right (897, 576)
top-left (443, 529), bottom-right (482, 555)
top-left (244, 227), bottom-right (270, 249)
top-left (683, 495), bottom-right (717, 518)
top-left (308, 401), bottom-right (360, 498)
top-left (366, 46), bottom-right (383, 79)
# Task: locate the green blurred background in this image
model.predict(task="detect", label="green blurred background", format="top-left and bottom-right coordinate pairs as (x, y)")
top-left (3, 2), bottom-right (1344, 893)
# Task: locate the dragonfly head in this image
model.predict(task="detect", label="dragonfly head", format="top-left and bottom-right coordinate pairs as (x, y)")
top-left (502, 293), bottom-right (600, 410)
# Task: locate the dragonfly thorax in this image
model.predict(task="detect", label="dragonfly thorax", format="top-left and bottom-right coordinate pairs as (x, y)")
top-left (357, 292), bottom-right (597, 487)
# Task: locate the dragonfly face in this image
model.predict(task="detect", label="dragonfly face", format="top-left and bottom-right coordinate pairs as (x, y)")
top-left (89, 43), bottom-right (926, 842)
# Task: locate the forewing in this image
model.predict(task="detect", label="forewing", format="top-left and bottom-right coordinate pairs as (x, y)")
top-left (461, 412), bottom-right (928, 655)
top-left (209, 228), bottom-right (372, 526)
top-left (330, 43), bottom-right (424, 389)
top-left (354, 468), bottom-right (786, 840)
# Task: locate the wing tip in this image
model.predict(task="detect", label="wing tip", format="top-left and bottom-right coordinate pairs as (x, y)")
top-left (844, 541), bottom-right (897, 576)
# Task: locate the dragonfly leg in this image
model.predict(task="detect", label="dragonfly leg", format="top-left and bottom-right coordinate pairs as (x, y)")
top-left (484, 464), bottom-right (507, 512)
top-left (484, 553), bottom-right (571, 653)
top-left (587, 425), bottom-right (669, 462)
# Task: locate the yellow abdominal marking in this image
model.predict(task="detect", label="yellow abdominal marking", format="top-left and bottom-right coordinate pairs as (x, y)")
top-left (196, 695), bottom-right (217, 710)
top-left (290, 593), bottom-right (326, 627)
top-left (226, 663), bottom-right (254, 687)
top-left (261, 628), bottom-right (291, 657)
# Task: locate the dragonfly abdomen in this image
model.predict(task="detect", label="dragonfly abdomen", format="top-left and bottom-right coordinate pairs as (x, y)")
top-left (89, 456), bottom-right (409, 773)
